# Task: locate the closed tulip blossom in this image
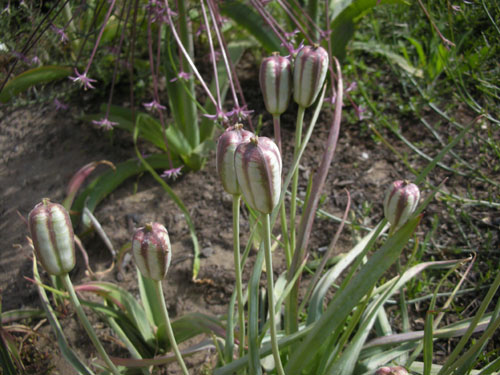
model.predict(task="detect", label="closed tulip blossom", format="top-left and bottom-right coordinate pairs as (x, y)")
top-left (383, 180), bottom-right (420, 233)
top-left (29, 199), bottom-right (76, 276)
top-left (216, 124), bottom-right (254, 196)
top-left (132, 222), bottom-right (172, 281)
top-left (293, 44), bottom-right (329, 109)
top-left (132, 222), bottom-right (189, 375)
top-left (234, 136), bottom-right (282, 215)
top-left (260, 53), bottom-right (292, 116)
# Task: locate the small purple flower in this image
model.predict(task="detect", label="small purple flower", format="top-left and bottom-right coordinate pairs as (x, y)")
top-left (12, 51), bottom-right (29, 64)
top-left (284, 29), bottom-right (299, 41)
top-left (92, 117), bottom-right (118, 130)
top-left (346, 81), bottom-right (358, 93)
top-left (230, 106), bottom-right (254, 120)
top-left (451, 4), bottom-right (462, 12)
top-left (354, 105), bottom-right (367, 121)
top-left (161, 166), bottom-right (183, 180)
top-left (30, 56), bottom-right (41, 65)
top-left (169, 71), bottom-right (192, 82)
top-left (283, 40), bottom-right (304, 58)
top-left (195, 24), bottom-right (206, 37)
top-left (69, 69), bottom-right (97, 90)
top-left (147, 1), bottom-right (177, 24)
top-left (143, 99), bottom-right (166, 112)
top-left (203, 108), bottom-right (229, 123)
top-left (319, 29), bottom-right (332, 40)
top-left (324, 93), bottom-right (337, 105)
top-left (54, 98), bottom-right (69, 111)
top-left (50, 25), bottom-right (69, 43)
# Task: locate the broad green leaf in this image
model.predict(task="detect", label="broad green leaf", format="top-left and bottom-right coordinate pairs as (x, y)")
top-left (71, 153), bottom-right (177, 225)
top-left (0, 65), bottom-right (72, 103)
top-left (329, 0), bottom-right (404, 62)
top-left (220, 2), bottom-right (283, 53)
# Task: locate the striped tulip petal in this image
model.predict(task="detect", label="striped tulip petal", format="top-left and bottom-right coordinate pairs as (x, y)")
top-left (383, 180), bottom-right (420, 231)
top-left (132, 223), bottom-right (171, 281)
top-left (293, 45), bottom-right (329, 108)
top-left (29, 199), bottom-right (76, 275)
top-left (216, 124), bottom-right (254, 195)
top-left (259, 53), bottom-right (292, 116)
top-left (234, 136), bottom-right (282, 214)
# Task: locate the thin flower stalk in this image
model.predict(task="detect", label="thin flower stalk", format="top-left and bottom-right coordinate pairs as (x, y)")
top-left (153, 279), bottom-right (189, 375)
top-left (98, 0), bottom-right (131, 131)
top-left (250, 0), bottom-right (295, 56)
top-left (164, 0), bottom-right (218, 111)
top-left (60, 273), bottom-right (120, 375)
top-left (71, 0), bottom-right (117, 90)
top-left (275, 0), bottom-right (314, 45)
top-left (146, 9), bottom-right (175, 171)
top-left (206, 0), bottom-right (244, 119)
top-left (199, 0), bottom-right (222, 110)
top-left (263, 213), bottom-right (286, 375)
top-left (232, 194), bottom-right (245, 360)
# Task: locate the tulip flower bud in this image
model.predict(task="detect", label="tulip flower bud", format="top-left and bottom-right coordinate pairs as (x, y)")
top-left (216, 124), bottom-right (253, 195)
top-left (234, 136), bottom-right (282, 214)
top-left (259, 53), bottom-right (292, 116)
top-left (293, 45), bottom-right (329, 108)
top-left (383, 180), bottom-right (420, 231)
top-left (28, 199), bottom-right (76, 276)
top-left (132, 223), bottom-right (171, 281)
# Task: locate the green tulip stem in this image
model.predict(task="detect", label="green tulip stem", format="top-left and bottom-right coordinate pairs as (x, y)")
top-left (153, 279), bottom-right (189, 375)
top-left (273, 115), bottom-right (282, 156)
top-left (273, 114), bottom-right (292, 268)
top-left (290, 105), bottom-right (306, 258)
top-left (60, 273), bottom-right (120, 375)
top-left (263, 213), bottom-right (285, 375)
top-left (232, 194), bottom-right (246, 359)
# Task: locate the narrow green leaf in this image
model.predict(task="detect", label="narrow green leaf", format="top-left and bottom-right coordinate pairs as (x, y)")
top-left (351, 41), bottom-right (424, 77)
top-left (76, 281), bottom-right (155, 345)
top-left (0, 65), bottom-right (72, 103)
top-left (32, 258), bottom-right (95, 375)
top-left (1, 309), bottom-right (45, 325)
top-left (110, 340), bottom-right (214, 367)
top-left (307, 221), bottom-right (388, 324)
top-left (285, 215), bottom-right (421, 373)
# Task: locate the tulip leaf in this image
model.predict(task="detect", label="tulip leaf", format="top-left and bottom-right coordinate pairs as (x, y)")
top-left (328, 0), bottom-right (404, 62)
top-left (0, 65), bottom-right (72, 103)
top-left (220, 2), bottom-right (283, 54)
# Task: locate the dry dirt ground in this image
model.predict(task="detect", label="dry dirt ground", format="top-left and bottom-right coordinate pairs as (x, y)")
top-left (0, 65), bottom-right (498, 373)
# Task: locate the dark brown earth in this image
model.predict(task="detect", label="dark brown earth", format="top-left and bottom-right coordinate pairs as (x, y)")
top-left (1, 53), bottom-right (498, 374)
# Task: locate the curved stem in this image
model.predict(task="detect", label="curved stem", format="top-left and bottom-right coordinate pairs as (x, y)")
top-left (153, 279), bottom-right (189, 375)
top-left (60, 273), bottom-right (120, 375)
top-left (263, 214), bottom-right (285, 375)
top-left (232, 195), bottom-right (246, 359)
top-left (289, 105), bottom-right (306, 260)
